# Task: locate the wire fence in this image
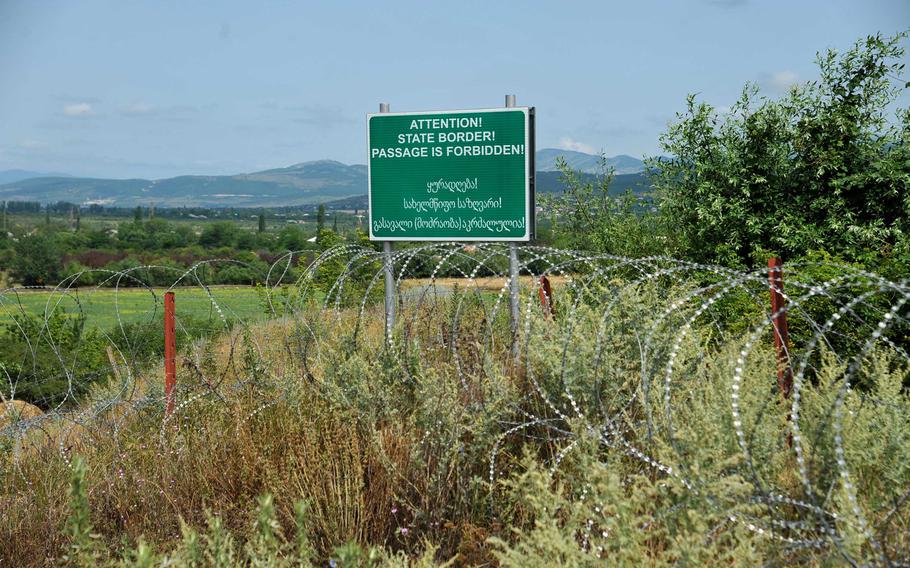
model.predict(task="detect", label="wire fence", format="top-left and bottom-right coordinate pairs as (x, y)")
top-left (2, 243), bottom-right (909, 563)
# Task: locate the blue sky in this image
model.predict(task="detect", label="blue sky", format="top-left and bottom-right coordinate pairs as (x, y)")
top-left (0, 0), bottom-right (907, 179)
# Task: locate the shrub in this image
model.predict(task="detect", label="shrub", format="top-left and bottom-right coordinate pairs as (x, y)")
top-left (652, 32), bottom-right (910, 268)
top-left (11, 232), bottom-right (62, 286)
top-left (0, 309), bottom-right (110, 409)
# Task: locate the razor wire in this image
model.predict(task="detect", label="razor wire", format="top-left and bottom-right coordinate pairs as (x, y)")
top-left (1, 243), bottom-right (909, 564)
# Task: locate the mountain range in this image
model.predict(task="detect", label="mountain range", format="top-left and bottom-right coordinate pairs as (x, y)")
top-left (0, 149), bottom-right (648, 209)
top-left (535, 149), bottom-right (644, 175)
top-left (0, 169), bottom-right (72, 185)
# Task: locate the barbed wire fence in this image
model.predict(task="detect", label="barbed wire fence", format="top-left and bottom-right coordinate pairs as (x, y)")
top-left (2, 243), bottom-right (909, 563)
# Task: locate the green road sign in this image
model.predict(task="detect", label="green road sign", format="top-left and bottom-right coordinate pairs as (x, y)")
top-left (367, 107), bottom-right (535, 241)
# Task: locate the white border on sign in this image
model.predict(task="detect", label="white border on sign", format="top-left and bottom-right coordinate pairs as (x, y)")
top-left (366, 106), bottom-right (533, 242)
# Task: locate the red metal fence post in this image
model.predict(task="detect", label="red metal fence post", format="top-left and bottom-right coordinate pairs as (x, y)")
top-left (164, 291), bottom-right (176, 416)
top-left (767, 258), bottom-right (792, 398)
top-left (538, 275), bottom-right (556, 319)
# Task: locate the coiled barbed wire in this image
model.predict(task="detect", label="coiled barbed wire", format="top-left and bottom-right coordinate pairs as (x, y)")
top-left (1, 243), bottom-right (908, 564)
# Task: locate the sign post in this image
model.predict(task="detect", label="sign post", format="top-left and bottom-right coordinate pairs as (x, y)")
top-left (379, 102), bottom-right (395, 344)
top-left (164, 291), bottom-right (176, 416)
top-left (367, 98), bottom-right (535, 345)
top-left (768, 257), bottom-right (792, 398)
top-left (505, 95), bottom-right (521, 348)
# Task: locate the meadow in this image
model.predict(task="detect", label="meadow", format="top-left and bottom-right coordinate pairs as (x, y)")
top-left (0, 285), bottom-right (267, 330)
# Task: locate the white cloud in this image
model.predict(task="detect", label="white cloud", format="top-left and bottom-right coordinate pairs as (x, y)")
top-left (121, 102), bottom-right (154, 116)
top-left (557, 137), bottom-right (595, 154)
top-left (771, 70), bottom-right (800, 90)
top-left (63, 102), bottom-right (94, 117)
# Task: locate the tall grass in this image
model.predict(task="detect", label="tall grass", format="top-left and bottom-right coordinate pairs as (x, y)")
top-left (1, 266), bottom-right (909, 566)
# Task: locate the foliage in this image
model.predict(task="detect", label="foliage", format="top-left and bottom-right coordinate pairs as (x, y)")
top-left (489, 452), bottom-right (761, 567)
top-left (63, 462), bottom-right (325, 568)
top-left (0, 309), bottom-right (110, 408)
top-left (0, 209), bottom-right (340, 287)
top-left (2, 277), bottom-right (909, 565)
top-left (12, 232), bottom-right (63, 285)
top-left (542, 157), bottom-right (676, 257)
top-left (64, 456), bottom-right (104, 566)
top-left (651, 32), bottom-right (910, 268)
top-left (316, 204), bottom-right (326, 244)
top-left (0, 294), bottom-right (243, 408)
top-left (199, 221), bottom-right (241, 249)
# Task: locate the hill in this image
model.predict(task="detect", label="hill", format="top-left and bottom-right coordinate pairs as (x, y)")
top-left (0, 169), bottom-right (71, 185)
top-left (0, 151), bottom-right (647, 209)
top-left (0, 160), bottom-right (366, 208)
top-left (534, 148), bottom-right (645, 174)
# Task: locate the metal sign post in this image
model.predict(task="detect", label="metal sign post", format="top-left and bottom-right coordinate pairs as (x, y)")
top-left (505, 94), bottom-right (521, 346)
top-left (380, 102), bottom-right (395, 344)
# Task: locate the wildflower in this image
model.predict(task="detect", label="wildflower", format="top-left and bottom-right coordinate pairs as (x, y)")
top-left (399, 527), bottom-right (409, 535)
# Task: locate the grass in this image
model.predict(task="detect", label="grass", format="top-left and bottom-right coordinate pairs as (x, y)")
top-left (0, 276), bottom-right (557, 332)
top-left (1, 260), bottom-right (909, 566)
top-left (0, 285), bottom-right (267, 330)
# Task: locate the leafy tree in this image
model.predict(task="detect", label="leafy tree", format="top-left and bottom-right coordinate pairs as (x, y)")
top-left (254, 230), bottom-right (276, 250)
top-left (116, 221), bottom-right (148, 249)
top-left (542, 157), bottom-right (673, 256)
top-left (651, 32), bottom-right (910, 268)
top-left (235, 230), bottom-right (256, 250)
top-left (316, 204), bottom-right (326, 244)
top-left (277, 225), bottom-right (308, 251)
top-left (133, 206), bottom-right (142, 222)
top-left (82, 228), bottom-right (112, 249)
top-left (12, 233), bottom-right (62, 285)
top-left (199, 221), bottom-right (239, 248)
top-left (258, 212), bottom-right (266, 233)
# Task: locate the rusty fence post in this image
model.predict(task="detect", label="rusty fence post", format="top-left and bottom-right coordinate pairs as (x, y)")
top-left (164, 291), bottom-right (176, 416)
top-left (767, 257), bottom-right (792, 399)
top-left (538, 275), bottom-right (556, 319)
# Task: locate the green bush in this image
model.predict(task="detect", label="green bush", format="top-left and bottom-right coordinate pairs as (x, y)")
top-left (12, 232), bottom-right (63, 286)
top-left (0, 309), bottom-right (110, 408)
top-left (651, 32), bottom-right (910, 268)
top-left (543, 157), bottom-right (677, 257)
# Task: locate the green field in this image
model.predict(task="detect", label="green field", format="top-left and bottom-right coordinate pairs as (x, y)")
top-left (0, 285), bottom-right (267, 330)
